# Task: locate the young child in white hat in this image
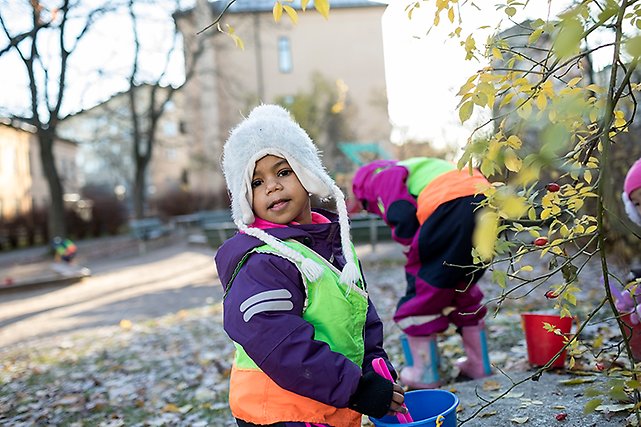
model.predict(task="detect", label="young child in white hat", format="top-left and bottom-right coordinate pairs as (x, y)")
top-left (214, 104), bottom-right (406, 427)
top-left (623, 158), bottom-right (641, 227)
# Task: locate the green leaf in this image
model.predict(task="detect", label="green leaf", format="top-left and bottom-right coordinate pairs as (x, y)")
top-left (459, 100), bottom-right (474, 123)
top-left (584, 398), bottom-right (603, 414)
top-left (553, 18), bottom-right (583, 59)
top-left (626, 35), bottom-right (641, 58)
top-left (492, 269), bottom-right (507, 288)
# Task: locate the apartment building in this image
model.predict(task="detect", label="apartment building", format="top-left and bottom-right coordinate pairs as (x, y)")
top-left (0, 118), bottom-right (79, 221)
top-left (174, 0), bottom-right (391, 197)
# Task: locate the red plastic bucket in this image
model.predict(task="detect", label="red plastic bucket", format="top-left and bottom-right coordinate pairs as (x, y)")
top-left (521, 313), bottom-right (572, 368)
top-left (621, 313), bottom-right (641, 361)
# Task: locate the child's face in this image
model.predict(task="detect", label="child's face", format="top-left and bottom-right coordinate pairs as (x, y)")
top-left (631, 188), bottom-right (641, 217)
top-left (251, 155), bottom-right (312, 225)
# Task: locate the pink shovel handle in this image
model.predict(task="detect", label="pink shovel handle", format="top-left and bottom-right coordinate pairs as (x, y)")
top-left (372, 357), bottom-right (413, 423)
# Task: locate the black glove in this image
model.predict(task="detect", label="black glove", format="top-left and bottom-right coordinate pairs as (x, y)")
top-left (348, 371), bottom-right (393, 418)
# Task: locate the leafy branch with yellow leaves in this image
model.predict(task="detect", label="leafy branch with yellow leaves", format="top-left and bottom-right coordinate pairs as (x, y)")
top-left (416, 0), bottom-right (641, 422)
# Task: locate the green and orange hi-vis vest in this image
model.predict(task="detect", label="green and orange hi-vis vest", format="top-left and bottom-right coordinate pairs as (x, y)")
top-left (399, 157), bottom-right (490, 224)
top-left (226, 240), bottom-right (369, 427)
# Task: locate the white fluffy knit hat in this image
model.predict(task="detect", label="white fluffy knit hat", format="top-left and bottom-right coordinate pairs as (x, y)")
top-left (221, 104), bottom-right (359, 286)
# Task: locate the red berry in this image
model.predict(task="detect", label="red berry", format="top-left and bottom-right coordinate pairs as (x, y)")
top-left (545, 290), bottom-right (558, 299)
top-left (555, 412), bottom-right (568, 421)
top-left (596, 362), bottom-right (605, 371)
top-left (534, 237), bottom-right (548, 246)
top-left (546, 182), bottom-right (561, 192)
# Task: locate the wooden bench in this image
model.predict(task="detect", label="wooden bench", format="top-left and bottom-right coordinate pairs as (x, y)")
top-left (128, 218), bottom-right (172, 240)
top-left (201, 212), bottom-right (391, 248)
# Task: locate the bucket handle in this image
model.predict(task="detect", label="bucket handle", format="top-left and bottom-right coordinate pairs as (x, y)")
top-left (372, 357), bottom-right (414, 423)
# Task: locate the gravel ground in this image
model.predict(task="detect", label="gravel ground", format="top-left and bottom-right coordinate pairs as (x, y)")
top-left (0, 238), bottom-right (638, 426)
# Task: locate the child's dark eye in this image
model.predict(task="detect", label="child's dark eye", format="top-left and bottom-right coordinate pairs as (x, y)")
top-left (278, 169), bottom-right (293, 177)
top-left (251, 179), bottom-right (262, 189)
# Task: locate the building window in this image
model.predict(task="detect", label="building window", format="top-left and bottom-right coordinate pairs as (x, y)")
top-left (278, 36), bottom-right (292, 73)
top-left (166, 147), bottom-right (177, 161)
top-left (163, 121), bottom-right (178, 137)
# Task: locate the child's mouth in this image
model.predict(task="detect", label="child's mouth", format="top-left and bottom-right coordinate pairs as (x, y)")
top-left (269, 199), bottom-right (289, 211)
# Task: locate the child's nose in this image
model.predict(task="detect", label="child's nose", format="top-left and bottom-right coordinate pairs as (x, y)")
top-left (266, 178), bottom-right (282, 193)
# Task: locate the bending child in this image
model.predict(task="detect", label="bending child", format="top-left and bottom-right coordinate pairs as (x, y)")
top-left (352, 157), bottom-right (492, 389)
top-left (215, 104), bottom-right (406, 427)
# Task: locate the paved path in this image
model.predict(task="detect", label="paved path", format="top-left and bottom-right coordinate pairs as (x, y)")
top-left (0, 240), bottom-right (220, 349)
top-left (0, 237), bottom-right (633, 426)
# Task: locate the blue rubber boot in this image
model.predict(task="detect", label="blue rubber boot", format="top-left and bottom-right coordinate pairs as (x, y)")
top-left (400, 334), bottom-right (441, 389)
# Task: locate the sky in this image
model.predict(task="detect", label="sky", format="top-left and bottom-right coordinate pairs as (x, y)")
top-left (380, 1), bottom-right (579, 149)
top-left (0, 0), bottom-right (609, 153)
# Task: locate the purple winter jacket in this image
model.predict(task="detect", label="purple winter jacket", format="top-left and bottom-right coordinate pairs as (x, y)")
top-left (214, 209), bottom-right (395, 409)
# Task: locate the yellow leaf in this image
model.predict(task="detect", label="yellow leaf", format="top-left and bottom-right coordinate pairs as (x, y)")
top-left (230, 33), bottom-right (244, 50)
top-left (516, 101), bottom-right (532, 119)
top-left (283, 5), bottom-right (298, 24)
top-left (521, 265), bottom-right (534, 272)
top-left (473, 209), bottom-right (499, 261)
top-left (528, 28), bottom-right (544, 44)
top-left (536, 92), bottom-right (547, 111)
top-left (448, 7), bottom-right (455, 23)
top-left (504, 148), bottom-right (522, 173)
top-left (506, 135), bottom-right (522, 149)
top-left (567, 76), bottom-right (582, 87)
top-left (315, 0), bottom-right (330, 19)
top-left (301, 0), bottom-right (309, 11)
top-left (499, 91), bottom-right (514, 107)
top-left (560, 224), bottom-right (570, 237)
top-left (163, 403), bottom-right (181, 413)
top-left (273, 1), bottom-right (283, 22)
top-left (501, 195), bottom-right (528, 219)
top-left (120, 319), bottom-right (133, 330)
top-left (492, 47), bottom-right (503, 60)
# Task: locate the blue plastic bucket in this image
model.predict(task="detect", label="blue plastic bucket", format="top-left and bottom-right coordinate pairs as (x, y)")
top-left (369, 389), bottom-right (459, 427)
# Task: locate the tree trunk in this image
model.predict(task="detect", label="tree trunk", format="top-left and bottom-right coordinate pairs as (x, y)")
top-left (133, 159), bottom-right (147, 219)
top-left (39, 129), bottom-right (66, 239)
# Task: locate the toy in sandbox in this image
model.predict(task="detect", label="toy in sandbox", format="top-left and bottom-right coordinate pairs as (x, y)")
top-left (609, 280), bottom-right (641, 361)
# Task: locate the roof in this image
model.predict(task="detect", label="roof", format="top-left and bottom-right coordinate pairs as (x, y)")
top-left (209, 0), bottom-right (386, 14)
top-left (0, 117), bottom-right (37, 133)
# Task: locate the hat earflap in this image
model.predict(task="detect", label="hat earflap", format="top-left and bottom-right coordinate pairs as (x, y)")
top-left (622, 191), bottom-right (641, 226)
top-left (333, 184), bottom-right (360, 287)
